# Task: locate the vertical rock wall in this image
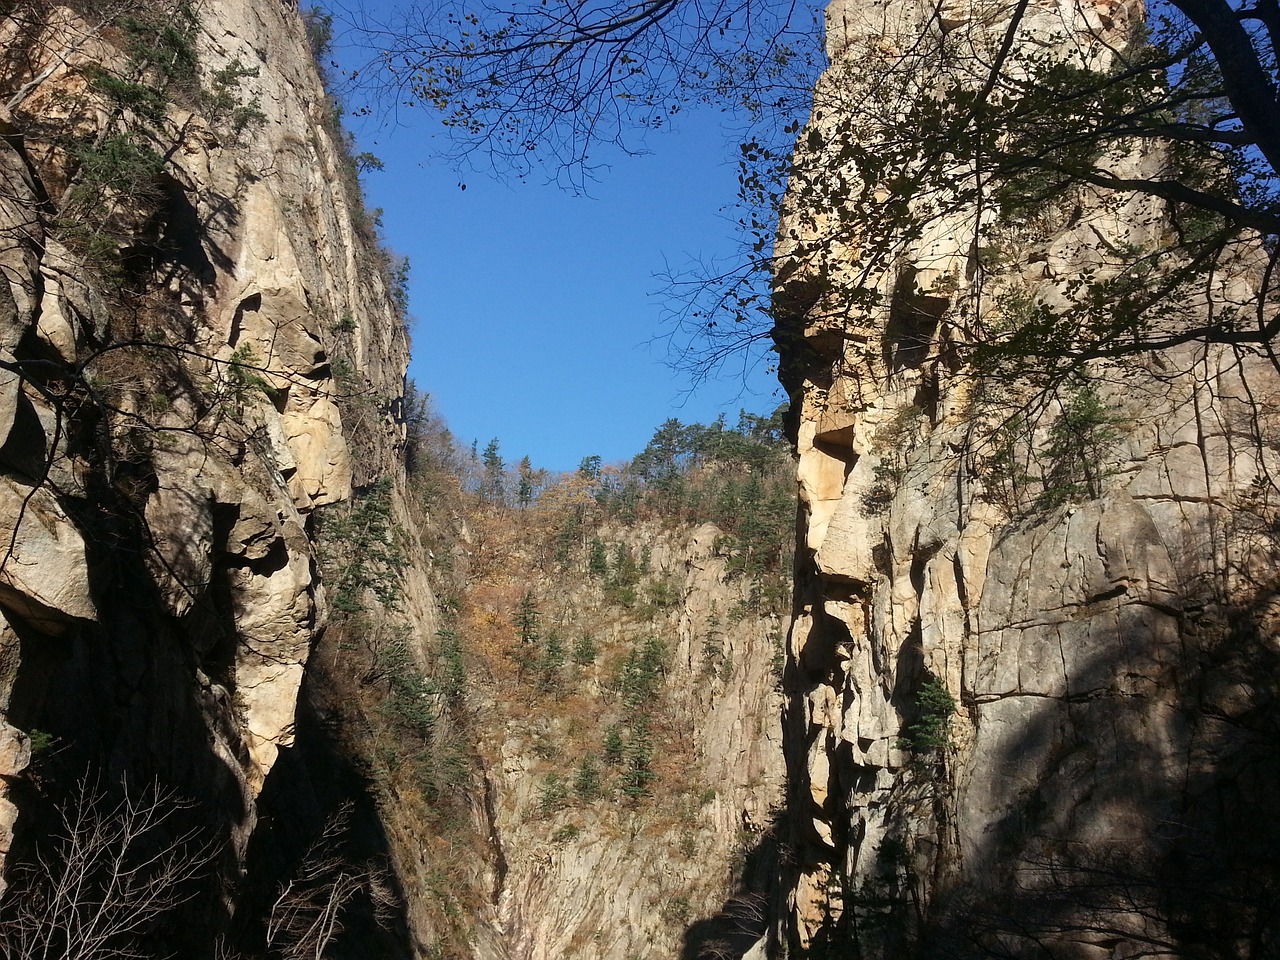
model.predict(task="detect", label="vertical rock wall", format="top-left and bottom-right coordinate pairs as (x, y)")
top-left (0, 0), bottom-right (427, 951)
top-left (773, 1), bottom-right (1280, 956)
top-left (482, 520), bottom-right (785, 960)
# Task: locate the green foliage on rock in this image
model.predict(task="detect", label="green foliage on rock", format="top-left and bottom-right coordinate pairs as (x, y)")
top-left (538, 632), bottom-right (566, 693)
top-left (574, 756), bottom-right (603, 801)
top-left (898, 676), bottom-right (956, 753)
top-left (602, 724), bottom-right (625, 766)
top-left (975, 376), bottom-right (1125, 517)
top-left (538, 773), bottom-right (569, 815)
top-left (436, 629), bottom-right (467, 704)
top-left (590, 405), bottom-right (795, 614)
top-left (587, 537), bottom-right (609, 577)
top-left (618, 716), bottom-right (657, 801)
top-left (1037, 381), bottom-right (1123, 509)
top-left (615, 636), bottom-right (666, 709)
top-left (322, 479), bottom-right (408, 615)
top-left (572, 633), bottom-right (597, 666)
top-left (515, 590), bottom-right (540, 645)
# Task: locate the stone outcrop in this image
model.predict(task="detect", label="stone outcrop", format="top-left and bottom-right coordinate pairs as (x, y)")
top-left (0, 0), bottom-right (425, 947)
top-left (771, 0), bottom-right (1280, 956)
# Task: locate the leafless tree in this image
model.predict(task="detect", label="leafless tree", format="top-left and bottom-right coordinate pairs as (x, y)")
top-left (341, 0), bottom-right (825, 186)
top-left (263, 804), bottom-right (396, 960)
top-left (0, 777), bottom-right (213, 960)
top-left (344, 0), bottom-right (1280, 385)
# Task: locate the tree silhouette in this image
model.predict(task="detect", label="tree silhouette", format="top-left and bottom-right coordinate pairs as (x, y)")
top-left (347, 0), bottom-right (1280, 383)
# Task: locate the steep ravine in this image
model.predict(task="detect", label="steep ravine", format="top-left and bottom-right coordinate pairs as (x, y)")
top-left (0, 5), bottom-right (793, 958)
top-left (469, 519), bottom-right (786, 960)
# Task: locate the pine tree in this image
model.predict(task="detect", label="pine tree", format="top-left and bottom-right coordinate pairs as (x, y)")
top-left (437, 628), bottom-right (466, 703)
top-left (587, 537), bottom-right (608, 578)
top-left (515, 590), bottom-right (540, 645)
top-left (538, 773), bottom-right (568, 815)
top-left (602, 724), bottom-right (625, 766)
top-left (516, 455), bottom-right (537, 508)
top-left (572, 633), bottom-right (597, 666)
top-left (481, 437), bottom-right (505, 504)
top-left (619, 717), bottom-right (656, 800)
top-left (574, 755), bottom-right (602, 801)
top-left (539, 631), bottom-right (565, 693)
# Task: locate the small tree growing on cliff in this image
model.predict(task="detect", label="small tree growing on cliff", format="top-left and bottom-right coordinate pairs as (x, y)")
top-left (481, 438), bottom-right (505, 505)
top-left (516, 455), bottom-right (541, 508)
top-left (618, 717), bottom-right (657, 801)
top-left (572, 632), bottom-right (598, 666)
top-left (602, 723), bottom-right (625, 766)
top-left (515, 590), bottom-right (540, 646)
top-left (538, 631), bottom-right (566, 694)
top-left (510, 589), bottom-right (541, 680)
top-left (897, 676), bottom-right (956, 755)
top-left (587, 537), bottom-right (609, 578)
top-left (323, 479), bottom-right (408, 615)
top-left (1037, 381), bottom-right (1123, 508)
top-left (574, 755), bottom-right (603, 801)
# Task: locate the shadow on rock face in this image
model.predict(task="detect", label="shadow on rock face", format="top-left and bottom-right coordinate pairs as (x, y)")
top-left (680, 814), bottom-right (784, 960)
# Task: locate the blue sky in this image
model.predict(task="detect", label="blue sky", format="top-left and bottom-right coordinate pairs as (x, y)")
top-left (329, 15), bottom-right (796, 473)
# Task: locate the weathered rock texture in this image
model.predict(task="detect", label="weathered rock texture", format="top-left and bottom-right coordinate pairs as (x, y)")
top-left (771, 1), bottom-right (1280, 956)
top-left (0, 1), bottom-right (432, 953)
top-left (467, 518), bottom-right (786, 960)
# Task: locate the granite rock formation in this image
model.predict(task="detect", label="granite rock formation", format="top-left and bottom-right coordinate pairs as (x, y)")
top-left (771, 0), bottom-right (1280, 956)
top-left (0, 0), bottom-right (421, 950)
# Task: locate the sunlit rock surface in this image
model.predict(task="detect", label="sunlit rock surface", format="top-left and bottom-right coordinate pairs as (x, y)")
top-left (0, 0), bottom-right (419, 945)
top-left (483, 521), bottom-right (785, 960)
top-left (772, 0), bottom-right (1280, 955)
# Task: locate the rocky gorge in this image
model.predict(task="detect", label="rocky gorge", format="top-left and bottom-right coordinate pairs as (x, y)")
top-left (768, 0), bottom-right (1280, 956)
top-left (0, 0), bottom-right (1276, 958)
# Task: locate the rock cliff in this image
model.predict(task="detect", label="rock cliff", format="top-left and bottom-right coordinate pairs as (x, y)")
top-left (473, 518), bottom-right (786, 960)
top-left (0, 0), bottom-right (427, 953)
top-left (771, 0), bottom-right (1280, 956)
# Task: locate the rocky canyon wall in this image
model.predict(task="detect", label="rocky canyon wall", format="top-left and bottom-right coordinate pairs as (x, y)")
top-left (474, 518), bottom-right (786, 960)
top-left (771, 0), bottom-right (1280, 956)
top-left (0, 0), bottom-right (435, 953)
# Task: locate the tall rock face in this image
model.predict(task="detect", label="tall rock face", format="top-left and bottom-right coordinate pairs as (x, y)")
top-left (772, 1), bottom-right (1280, 956)
top-left (475, 520), bottom-right (786, 960)
top-left (0, 1), bottom-right (429, 953)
